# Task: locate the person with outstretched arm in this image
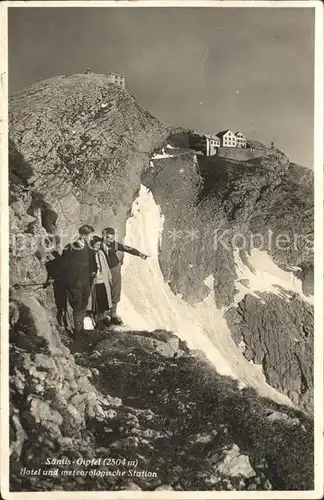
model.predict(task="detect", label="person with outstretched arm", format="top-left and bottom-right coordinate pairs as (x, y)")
top-left (101, 227), bottom-right (148, 325)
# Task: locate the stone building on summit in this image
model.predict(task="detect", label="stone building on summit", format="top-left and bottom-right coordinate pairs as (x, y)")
top-left (206, 129), bottom-right (247, 156)
top-left (108, 73), bottom-right (126, 89)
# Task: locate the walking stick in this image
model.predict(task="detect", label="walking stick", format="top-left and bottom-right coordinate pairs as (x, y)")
top-left (12, 279), bottom-right (60, 290)
top-left (12, 281), bottom-right (54, 288)
top-left (92, 282), bottom-right (101, 332)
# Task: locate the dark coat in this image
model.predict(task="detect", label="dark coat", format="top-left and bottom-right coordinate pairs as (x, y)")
top-left (61, 240), bottom-right (97, 289)
top-left (101, 241), bottom-right (141, 268)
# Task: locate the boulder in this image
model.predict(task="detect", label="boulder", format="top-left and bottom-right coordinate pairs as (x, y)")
top-left (215, 444), bottom-right (256, 479)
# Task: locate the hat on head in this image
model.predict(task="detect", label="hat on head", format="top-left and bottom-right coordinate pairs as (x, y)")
top-left (90, 235), bottom-right (102, 246)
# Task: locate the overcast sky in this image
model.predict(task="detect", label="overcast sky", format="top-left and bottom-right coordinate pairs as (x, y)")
top-left (8, 6), bottom-right (315, 168)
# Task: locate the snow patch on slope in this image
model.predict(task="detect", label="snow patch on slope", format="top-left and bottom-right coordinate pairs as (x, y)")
top-left (233, 248), bottom-right (313, 306)
top-left (152, 150), bottom-right (174, 159)
top-left (119, 185), bottom-right (293, 406)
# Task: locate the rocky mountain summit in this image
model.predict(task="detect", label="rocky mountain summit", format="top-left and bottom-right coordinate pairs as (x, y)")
top-left (9, 74), bottom-right (314, 491)
top-left (9, 73), bottom-right (169, 285)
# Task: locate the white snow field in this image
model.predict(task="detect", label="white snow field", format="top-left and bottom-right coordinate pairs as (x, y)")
top-left (233, 248), bottom-right (313, 307)
top-left (119, 186), bottom-right (311, 406)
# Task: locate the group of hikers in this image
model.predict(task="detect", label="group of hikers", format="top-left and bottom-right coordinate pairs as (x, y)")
top-left (45, 225), bottom-right (148, 336)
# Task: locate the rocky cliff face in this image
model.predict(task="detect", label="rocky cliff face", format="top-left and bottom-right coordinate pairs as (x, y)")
top-left (144, 148), bottom-right (313, 413)
top-left (8, 74), bottom-right (314, 491)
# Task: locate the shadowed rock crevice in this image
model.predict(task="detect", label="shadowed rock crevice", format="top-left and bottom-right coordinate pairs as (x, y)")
top-left (9, 139), bottom-right (35, 188)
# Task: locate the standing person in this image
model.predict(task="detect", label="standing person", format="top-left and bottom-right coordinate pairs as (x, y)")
top-left (89, 236), bottom-right (113, 328)
top-left (101, 227), bottom-right (148, 325)
top-left (44, 250), bottom-right (69, 328)
top-left (61, 224), bottom-right (96, 336)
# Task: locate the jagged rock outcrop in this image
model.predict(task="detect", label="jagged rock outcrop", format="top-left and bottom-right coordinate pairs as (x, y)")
top-left (144, 143), bottom-right (313, 413)
top-left (225, 293), bottom-right (313, 413)
top-left (145, 149), bottom-right (313, 305)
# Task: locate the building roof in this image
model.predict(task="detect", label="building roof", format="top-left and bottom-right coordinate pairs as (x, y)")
top-left (216, 129), bottom-right (234, 137)
top-left (206, 134), bottom-right (221, 141)
top-left (235, 131), bottom-right (246, 138)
